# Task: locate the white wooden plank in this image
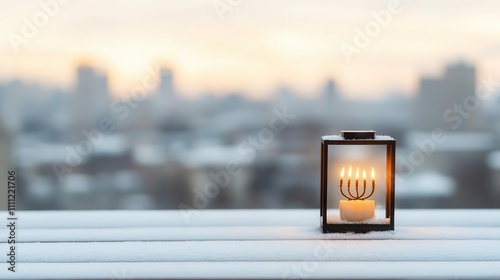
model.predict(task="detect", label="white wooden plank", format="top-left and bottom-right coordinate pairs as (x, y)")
top-left (2, 226), bottom-right (500, 243)
top-left (2, 210), bottom-right (498, 279)
top-left (3, 209), bottom-right (500, 229)
top-left (1, 261), bottom-right (499, 279)
top-left (2, 240), bottom-right (499, 263)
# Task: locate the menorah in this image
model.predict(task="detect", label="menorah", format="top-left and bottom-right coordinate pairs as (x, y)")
top-left (339, 166), bottom-right (375, 200)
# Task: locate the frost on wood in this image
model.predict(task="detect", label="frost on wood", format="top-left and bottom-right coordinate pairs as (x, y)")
top-left (327, 214), bottom-right (390, 225)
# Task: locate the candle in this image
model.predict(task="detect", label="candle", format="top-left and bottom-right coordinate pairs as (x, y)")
top-left (355, 167), bottom-right (359, 198)
top-left (372, 167), bottom-right (375, 191)
top-left (347, 165), bottom-right (352, 195)
top-left (340, 166), bottom-right (344, 187)
top-left (361, 169), bottom-right (367, 197)
top-left (339, 167), bottom-right (347, 199)
top-left (339, 166), bottom-right (375, 222)
top-left (339, 200), bottom-right (375, 222)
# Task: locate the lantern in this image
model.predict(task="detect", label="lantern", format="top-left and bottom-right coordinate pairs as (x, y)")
top-left (320, 130), bottom-right (395, 233)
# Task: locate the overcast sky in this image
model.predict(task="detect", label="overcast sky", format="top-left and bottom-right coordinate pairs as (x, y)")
top-left (1, 0), bottom-right (500, 99)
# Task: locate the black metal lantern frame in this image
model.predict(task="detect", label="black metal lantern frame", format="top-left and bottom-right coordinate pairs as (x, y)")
top-left (320, 130), bottom-right (395, 233)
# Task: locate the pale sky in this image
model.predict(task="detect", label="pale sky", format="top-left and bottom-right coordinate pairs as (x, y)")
top-left (1, 0), bottom-right (500, 99)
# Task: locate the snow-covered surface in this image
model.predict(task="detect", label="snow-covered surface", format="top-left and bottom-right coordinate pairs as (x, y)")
top-left (3, 209), bottom-right (500, 229)
top-left (2, 226), bottom-right (500, 243)
top-left (3, 262), bottom-right (500, 280)
top-left (326, 214), bottom-right (389, 224)
top-left (2, 240), bottom-right (500, 263)
top-left (322, 135), bottom-right (395, 141)
top-left (0, 209), bottom-right (499, 279)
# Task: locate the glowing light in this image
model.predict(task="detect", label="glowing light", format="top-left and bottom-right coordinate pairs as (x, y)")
top-left (348, 165), bottom-right (352, 179)
top-left (363, 169), bottom-right (366, 180)
top-left (371, 167), bottom-right (375, 179)
top-left (340, 166), bottom-right (345, 178)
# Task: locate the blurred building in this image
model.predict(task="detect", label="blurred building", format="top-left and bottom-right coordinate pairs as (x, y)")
top-left (3, 59), bottom-right (499, 211)
top-left (403, 131), bottom-right (495, 207)
top-left (151, 68), bottom-right (176, 123)
top-left (487, 151), bottom-right (500, 202)
top-left (0, 123), bottom-right (10, 211)
top-left (322, 79), bottom-right (337, 105)
top-left (0, 81), bottom-right (27, 135)
top-left (159, 68), bottom-right (174, 98)
top-left (414, 62), bottom-right (484, 132)
top-left (72, 66), bottom-right (109, 130)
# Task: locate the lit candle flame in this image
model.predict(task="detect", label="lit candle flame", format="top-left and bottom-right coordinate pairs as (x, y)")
top-left (355, 167), bottom-right (359, 179)
top-left (371, 167), bottom-right (375, 179)
top-left (363, 169), bottom-right (366, 180)
top-left (340, 166), bottom-right (345, 178)
top-left (348, 165), bottom-right (352, 179)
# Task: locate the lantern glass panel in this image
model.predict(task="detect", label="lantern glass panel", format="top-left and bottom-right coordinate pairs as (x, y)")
top-left (326, 144), bottom-right (389, 224)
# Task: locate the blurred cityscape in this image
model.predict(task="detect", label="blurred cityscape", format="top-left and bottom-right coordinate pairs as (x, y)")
top-left (1, 60), bottom-right (500, 210)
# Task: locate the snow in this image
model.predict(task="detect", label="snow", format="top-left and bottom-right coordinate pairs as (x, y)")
top-left (184, 145), bottom-right (247, 168)
top-left (2, 209), bottom-right (500, 229)
top-left (397, 171), bottom-right (456, 198)
top-left (0, 209), bottom-right (499, 279)
top-left (2, 262), bottom-right (500, 279)
top-left (2, 226), bottom-right (500, 243)
top-left (322, 135), bottom-right (395, 141)
top-left (1, 240), bottom-right (499, 263)
top-left (93, 134), bottom-right (129, 155)
top-left (487, 150), bottom-right (500, 170)
top-left (322, 135), bottom-right (344, 140)
top-left (326, 214), bottom-right (390, 224)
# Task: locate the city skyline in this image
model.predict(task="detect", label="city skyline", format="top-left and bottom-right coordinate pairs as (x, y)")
top-left (1, 59), bottom-right (495, 103)
top-left (2, 1), bottom-right (500, 99)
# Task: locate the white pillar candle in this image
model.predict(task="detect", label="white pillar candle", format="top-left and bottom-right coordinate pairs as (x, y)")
top-left (339, 200), bottom-right (375, 222)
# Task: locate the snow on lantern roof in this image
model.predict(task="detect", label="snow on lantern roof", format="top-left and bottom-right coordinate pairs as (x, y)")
top-left (322, 135), bottom-right (395, 141)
